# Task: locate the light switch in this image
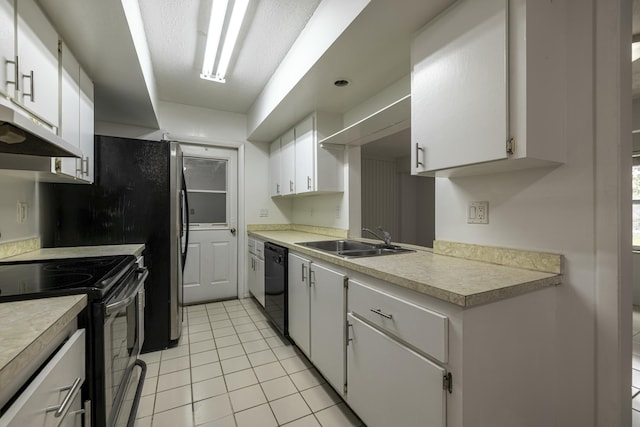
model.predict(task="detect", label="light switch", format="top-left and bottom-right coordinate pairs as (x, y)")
top-left (468, 201), bottom-right (489, 224)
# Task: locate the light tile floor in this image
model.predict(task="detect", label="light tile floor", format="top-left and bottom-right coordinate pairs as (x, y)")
top-left (633, 306), bottom-right (640, 426)
top-left (135, 298), bottom-right (365, 427)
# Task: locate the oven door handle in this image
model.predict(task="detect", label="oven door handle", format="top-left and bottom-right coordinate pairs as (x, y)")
top-left (105, 268), bottom-right (148, 316)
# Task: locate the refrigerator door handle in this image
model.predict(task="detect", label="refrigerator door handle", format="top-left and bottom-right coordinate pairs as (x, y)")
top-left (181, 171), bottom-right (190, 270)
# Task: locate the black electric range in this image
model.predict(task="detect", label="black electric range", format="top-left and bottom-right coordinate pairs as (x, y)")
top-left (0, 255), bottom-right (135, 302)
top-left (0, 255), bottom-right (148, 427)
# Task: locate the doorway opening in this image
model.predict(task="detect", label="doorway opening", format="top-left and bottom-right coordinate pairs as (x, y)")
top-left (360, 128), bottom-right (435, 247)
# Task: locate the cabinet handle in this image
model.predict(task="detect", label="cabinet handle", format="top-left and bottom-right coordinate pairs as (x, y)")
top-left (301, 264), bottom-right (307, 281)
top-left (276, 183), bottom-right (280, 194)
top-left (6, 56), bottom-right (18, 91)
top-left (83, 157), bottom-right (89, 176)
top-left (76, 156), bottom-right (84, 175)
top-left (290, 180), bottom-right (294, 192)
top-left (84, 400), bottom-right (92, 427)
top-left (347, 322), bottom-right (353, 346)
top-left (22, 70), bottom-right (34, 102)
top-left (415, 143), bottom-right (424, 168)
top-left (370, 308), bottom-right (393, 319)
top-left (309, 269), bottom-right (315, 287)
top-left (307, 176), bottom-right (311, 190)
top-left (47, 377), bottom-right (83, 419)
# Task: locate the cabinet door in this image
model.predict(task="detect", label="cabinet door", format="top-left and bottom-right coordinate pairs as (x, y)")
top-left (280, 129), bottom-right (295, 196)
top-left (346, 314), bottom-right (446, 427)
top-left (79, 68), bottom-right (94, 182)
top-left (248, 254), bottom-right (256, 299)
top-left (294, 115), bottom-right (315, 195)
top-left (310, 262), bottom-right (345, 394)
top-left (1, 329), bottom-right (86, 427)
top-left (411, 0), bottom-right (507, 173)
top-left (0, 0), bottom-right (15, 98)
top-left (59, 41), bottom-right (80, 178)
top-left (255, 257), bottom-right (265, 307)
top-left (16, 0), bottom-right (59, 127)
top-left (269, 138), bottom-right (281, 196)
top-left (288, 253), bottom-right (310, 356)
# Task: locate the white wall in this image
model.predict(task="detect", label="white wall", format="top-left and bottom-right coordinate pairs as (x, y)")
top-left (0, 175), bottom-right (38, 242)
top-left (291, 193), bottom-right (348, 229)
top-left (434, 0), bottom-right (628, 424)
top-left (244, 140), bottom-right (292, 225)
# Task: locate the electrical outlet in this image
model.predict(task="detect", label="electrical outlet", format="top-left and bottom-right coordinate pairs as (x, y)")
top-left (335, 205), bottom-right (341, 219)
top-left (468, 201), bottom-right (489, 224)
top-left (259, 208), bottom-right (269, 217)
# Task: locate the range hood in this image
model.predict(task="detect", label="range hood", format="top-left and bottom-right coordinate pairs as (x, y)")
top-left (0, 104), bottom-right (82, 157)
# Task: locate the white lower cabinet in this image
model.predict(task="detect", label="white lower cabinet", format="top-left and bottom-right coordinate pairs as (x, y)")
top-left (288, 253), bottom-right (311, 356)
top-left (287, 253), bottom-right (346, 395)
top-left (248, 255), bottom-right (264, 307)
top-left (346, 313), bottom-right (446, 427)
top-left (0, 328), bottom-right (86, 427)
top-left (309, 262), bottom-right (346, 395)
top-left (247, 238), bottom-right (265, 307)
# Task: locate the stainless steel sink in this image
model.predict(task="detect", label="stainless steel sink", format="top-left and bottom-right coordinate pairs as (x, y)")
top-left (296, 240), bottom-right (415, 259)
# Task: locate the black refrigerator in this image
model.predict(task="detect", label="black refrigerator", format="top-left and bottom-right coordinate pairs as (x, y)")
top-left (41, 135), bottom-right (189, 352)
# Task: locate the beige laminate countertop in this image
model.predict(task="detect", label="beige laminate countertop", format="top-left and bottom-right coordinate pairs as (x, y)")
top-left (0, 295), bottom-right (87, 392)
top-left (249, 230), bottom-right (561, 308)
top-left (2, 244), bottom-right (145, 261)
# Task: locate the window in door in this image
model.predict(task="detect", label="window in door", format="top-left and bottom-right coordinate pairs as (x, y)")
top-left (183, 156), bottom-right (228, 226)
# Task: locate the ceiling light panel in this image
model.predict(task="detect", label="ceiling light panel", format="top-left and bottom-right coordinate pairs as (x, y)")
top-left (201, 0), bottom-right (250, 83)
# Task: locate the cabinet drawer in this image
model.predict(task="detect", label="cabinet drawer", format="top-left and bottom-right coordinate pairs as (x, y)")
top-left (349, 280), bottom-right (448, 363)
top-left (247, 238), bottom-right (255, 255)
top-left (254, 240), bottom-right (264, 259)
top-left (1, 329), bottom-right (86, 427)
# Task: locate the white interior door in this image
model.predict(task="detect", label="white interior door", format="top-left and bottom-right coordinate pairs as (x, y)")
top-left (182, 145), bottom-right (238, 304)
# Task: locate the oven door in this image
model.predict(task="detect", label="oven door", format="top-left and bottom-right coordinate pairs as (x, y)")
top-left (103, 266), bottom-right (147, 427)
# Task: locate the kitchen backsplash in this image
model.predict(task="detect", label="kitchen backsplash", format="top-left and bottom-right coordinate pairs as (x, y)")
top-left (0, 237), bottom-right (40, 259)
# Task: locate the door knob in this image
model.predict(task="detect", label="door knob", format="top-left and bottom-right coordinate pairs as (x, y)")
top-left (230, 228), bottom-right (236, 235)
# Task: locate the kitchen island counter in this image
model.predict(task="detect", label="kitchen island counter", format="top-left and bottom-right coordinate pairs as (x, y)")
top-left (3, 243), bottom-right (145, 261)
top-left (248, 229), bottom-right (562, 307)
top-left (0, 295), bottom-right (87, 405)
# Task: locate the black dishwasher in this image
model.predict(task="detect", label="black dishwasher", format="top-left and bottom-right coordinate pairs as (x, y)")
top-left (264, 242), bottom-right (288, 336)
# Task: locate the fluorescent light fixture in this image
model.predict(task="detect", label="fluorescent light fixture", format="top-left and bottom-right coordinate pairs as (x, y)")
top-left (200, 0), bottom-right (249, 83)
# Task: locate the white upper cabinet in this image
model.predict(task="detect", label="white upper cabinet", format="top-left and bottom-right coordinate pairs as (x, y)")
top-left (294, 116), bottom-right (315, 195)
top-left (78, 67), bottom-right (94, 183)
top-left (0, 0), bottom-right (15, 98)
top-left (269, 112), bottom-right (343, 197)
top-left (280, 129), bottom-right (296, 196)
top-left (269, 138), bottom-right (281, 197)
top-left (411, 0), bottom-right (566, 177)
top-left (295, 112), bottom-right (344, 195)
top-left (16, 0), bottom-right (59, 128)
top-left (58, 42), bottom-right (94, 183)
top-left (59, 41), bottom-right (80, 178)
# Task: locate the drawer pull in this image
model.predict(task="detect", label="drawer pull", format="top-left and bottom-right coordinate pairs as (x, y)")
top-left (47, 376), bottom-right (83, 419)
top-left (370, 308), bottom-right (393, 319)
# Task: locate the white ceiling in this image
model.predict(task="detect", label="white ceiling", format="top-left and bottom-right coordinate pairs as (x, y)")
top-left (41, 0), bottom-right (638, 143)
top-left (37, 0), bottom-right (455, 139)
top-left (137, 0), bottom-right (320, 114)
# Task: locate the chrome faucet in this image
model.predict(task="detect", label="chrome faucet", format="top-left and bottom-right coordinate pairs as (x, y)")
top-left (362, 226), bottom-right (392, 247)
